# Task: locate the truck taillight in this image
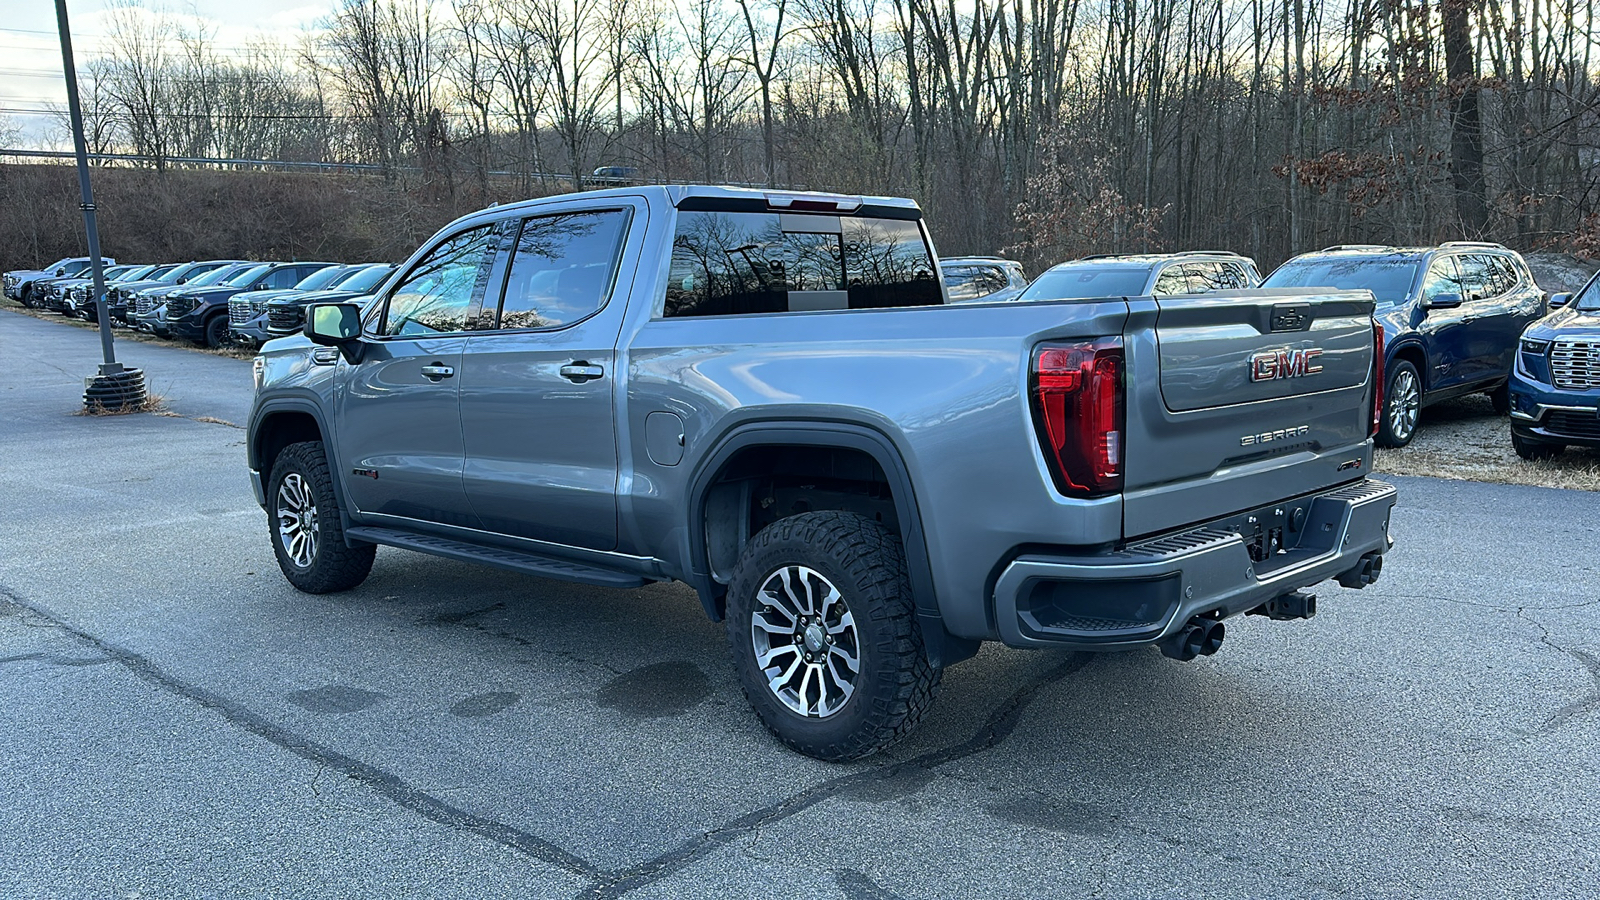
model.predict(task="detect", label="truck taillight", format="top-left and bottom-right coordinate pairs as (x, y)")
top-left (1371, 320), bottom-right (1384, 439)
top-left (1031, 338), bottom-right (1124, 497)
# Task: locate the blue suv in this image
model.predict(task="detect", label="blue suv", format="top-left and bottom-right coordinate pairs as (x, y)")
top-left (1263, 243), bottom-right (1546, 447)
top-left (1506, 277), bottom-right (1600, 459)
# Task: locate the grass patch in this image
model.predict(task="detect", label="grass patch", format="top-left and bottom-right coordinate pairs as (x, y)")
top-left (1373, 394), bottom-right (1600, 492)
top-left (75, 391), bottom-right (170, 417)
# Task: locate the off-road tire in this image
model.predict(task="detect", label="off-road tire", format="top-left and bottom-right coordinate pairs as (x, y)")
top-left (726, 511), bottom-right (941, 762)
top-left (1489, 383), bottom-right (1512, 416)
top-left (1512, 430), bottom-right (1563, 461)
top-left (268, 441), bottom-right (376, 593)
top-left (1377, 359), bottom-right (1422, 448)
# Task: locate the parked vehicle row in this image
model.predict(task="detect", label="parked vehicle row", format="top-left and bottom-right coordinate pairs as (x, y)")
top-left (4, 231), bottom-right (1582, 461)
top-left (3, 255), bottom-right (394, 349)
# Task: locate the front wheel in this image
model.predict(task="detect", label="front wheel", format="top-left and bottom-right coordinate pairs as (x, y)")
top-left (726, 511), bottom-right (941, 762)
top-left (1377, 359), bottom-right (1422, 448)
top-left (268, 441), bottom-right (376, 593)
top-left (204, 314), bottom-right (231, 348)
top-left (1489, 383), bottom-right (1511, 416)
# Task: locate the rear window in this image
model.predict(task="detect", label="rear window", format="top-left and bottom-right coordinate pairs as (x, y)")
top-left (1021, 266), bottom-right (1151, 301)
top-left (1263, 257), bottom-right (1418, 305)
top-left (663, 210), bottom-right (941, 317)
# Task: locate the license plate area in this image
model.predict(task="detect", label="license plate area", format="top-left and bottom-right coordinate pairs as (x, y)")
top-left (1203, 496), bottom-right (1317, 564)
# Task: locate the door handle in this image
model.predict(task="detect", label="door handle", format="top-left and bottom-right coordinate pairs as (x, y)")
top-left (560, 362), bottom-right (605, 383)
top-left (420, 364), bottom-right (455, 380)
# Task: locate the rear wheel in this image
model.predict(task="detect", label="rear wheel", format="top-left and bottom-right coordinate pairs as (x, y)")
top-left (1377, 359), bottom-right (1422, 448)
top-left (268, 441), bottom-right (376, 593)
top-left (1512, 430), bottom-right (1563, 461)
top-left (726, 511), bottom-right (941, 762)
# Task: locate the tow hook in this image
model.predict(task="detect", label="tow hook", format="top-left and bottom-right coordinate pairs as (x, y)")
top-left (1159, 617), bottom-right (1225, 662)
top-left (1249, 590), bottom-right (1317, 621)
top-left (1335, 552), bottom-right (1384, 589)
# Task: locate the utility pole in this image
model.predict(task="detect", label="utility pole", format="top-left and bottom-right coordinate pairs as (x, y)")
top-left (56, 0), bottom-right (147, 410)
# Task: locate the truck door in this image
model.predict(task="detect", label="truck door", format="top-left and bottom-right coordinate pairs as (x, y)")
top-left (336, 224), bottom-right (498, 526)
top-left (457, 203), bottom-right (641, 551)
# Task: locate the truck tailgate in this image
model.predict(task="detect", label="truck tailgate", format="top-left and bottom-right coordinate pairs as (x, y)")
top-left (1121, 288), bottom-right (1378, 538)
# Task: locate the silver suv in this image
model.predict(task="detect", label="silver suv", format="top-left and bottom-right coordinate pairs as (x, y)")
top-left (1021, 251), bottom-right (1261, 301)
top-left (940, 256), bottom-right (1029, 303)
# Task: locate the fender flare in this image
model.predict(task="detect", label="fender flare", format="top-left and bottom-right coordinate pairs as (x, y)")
top-left (1385, 338), bottom-right (1431, 392)
top-left (250, 397), bottom-right (356, 533)
top-left (683, 420), bottom-right (977, 668)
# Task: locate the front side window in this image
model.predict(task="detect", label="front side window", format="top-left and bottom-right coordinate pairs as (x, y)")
top-left (1420, 256), bottom-right (1466, 302)
top-left (381, 225), bottom-right (497, 336)
top-left (1152, 266), bottom-right (1189, 295)
top-left (663, 211), bottom-right (940, 317)
top-left (490, 209), bottom-right (629, 330)
top-left (293, 267), bottom-right (349, 291)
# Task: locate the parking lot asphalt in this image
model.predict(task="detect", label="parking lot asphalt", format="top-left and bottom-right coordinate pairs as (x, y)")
top-left (2, 307), bottom-right (1597, 899)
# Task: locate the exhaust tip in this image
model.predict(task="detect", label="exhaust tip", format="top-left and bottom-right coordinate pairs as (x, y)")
top-left (1160, 617), bottom-right (1225, 662)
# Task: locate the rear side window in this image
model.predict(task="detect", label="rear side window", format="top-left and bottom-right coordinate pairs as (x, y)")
top-left (488, 209), bottom-right (629, 330)
top-left (663, 210), bottom-right (940, 317)
top-left (943, 264), bottom-right (1009, 301)
top-left (1482, 255), bottom-right (1520, 297)
top-left (381, 225), bottom-right (497, 336)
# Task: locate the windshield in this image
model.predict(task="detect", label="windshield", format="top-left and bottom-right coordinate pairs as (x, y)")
top-left (188, 265), bottom-right (241, 287)
top-left (336, 265), bottom-right (392, 292)
top-left (148, 264), bottom-right (183, 282)
top-left (116, 265), bottom-right (157, 281)
top-left (226, 264), bottom-right (271, 286)
top-left (1571, 271), bottom-right (1600, 311)
top-left (1020, 266), bottom-right (1151, 301)
top-left (1263, 258), bottom-right (1419, 305)
top-left (291, 266), bottom-right (347, 291)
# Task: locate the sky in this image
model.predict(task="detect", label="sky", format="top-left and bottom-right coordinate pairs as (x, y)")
top-left (0, 0), bottom-right (331, 148)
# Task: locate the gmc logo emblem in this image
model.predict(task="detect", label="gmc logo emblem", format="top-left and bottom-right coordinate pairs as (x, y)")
top-left (1250, 348), bottom-right (1324, 382)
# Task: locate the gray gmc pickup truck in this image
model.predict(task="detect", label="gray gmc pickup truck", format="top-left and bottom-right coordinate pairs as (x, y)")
top-left (247, 185), bottom-right (1396, 760)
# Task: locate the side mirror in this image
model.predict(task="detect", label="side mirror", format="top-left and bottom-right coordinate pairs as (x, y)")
top-left (1550, 292), bottom-right (1572, 309)
top-left (305, 302), bottom-right (365, 362)
top-left (1422, 292), bottom-right (1463, 310)
top-left (55, 268), bottom-right (65, 276)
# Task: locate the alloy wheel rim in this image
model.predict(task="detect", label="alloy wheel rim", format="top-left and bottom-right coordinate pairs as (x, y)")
top-left (750, 565), bottom-right (860, 718)
top-left (1389, 369), bottom-right (1420, 440)
top-left (276, 473), bottom-right (319, 568)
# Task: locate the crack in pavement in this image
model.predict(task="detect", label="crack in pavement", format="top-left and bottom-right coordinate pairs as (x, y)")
top-left (1517, 607), bottom-right (1600, 736)
top-left (577, 653), bottom-right (1095, 899)
top-left (0, 651), bottom-right (115, 668)
top-left (0, 585), bottom-right (606, 882)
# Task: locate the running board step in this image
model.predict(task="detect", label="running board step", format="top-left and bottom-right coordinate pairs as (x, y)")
top-left (345, 527), bottom-right (647, 589)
